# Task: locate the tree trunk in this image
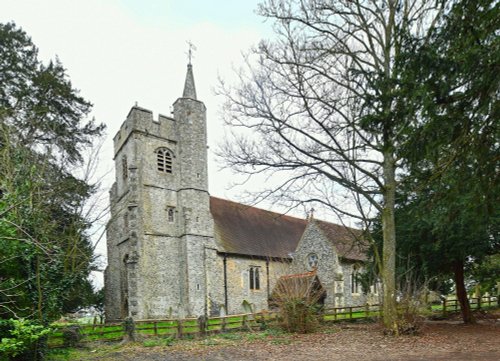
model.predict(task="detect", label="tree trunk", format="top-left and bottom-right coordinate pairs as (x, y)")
top-left (453, 260), bottom-right (475, 324)
top-left (381, 153), bottom-right (398, 334)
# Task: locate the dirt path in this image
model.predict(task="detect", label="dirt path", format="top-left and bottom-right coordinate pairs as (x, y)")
top-left (71, 320), bottom-right (500, 361)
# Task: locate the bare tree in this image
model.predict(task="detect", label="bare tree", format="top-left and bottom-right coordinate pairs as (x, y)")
top-left (219, 0), bottom-right (445, 333)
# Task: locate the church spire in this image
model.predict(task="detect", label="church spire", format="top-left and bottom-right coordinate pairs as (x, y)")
top-left (182, 41), bottom-right (197, 100)
top-left (182, 63), bottom-right (197, 100)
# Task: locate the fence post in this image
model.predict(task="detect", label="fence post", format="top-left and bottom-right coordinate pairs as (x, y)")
top-left (177, 319), bottom-right (183, 339)
top-left (198, 315), bottom-right (207, 337)
top-left (123, 317), bottom-right (136, 343)
top-left (221, 316), bottom-right (227, 332)
top-left (259, 312), bottom-right (266, 330)
top-left (153, 321), bottom-right (158, 336)
top-left (477, 296), bottom-right (481, 310)
top-left (442, 299), bottom-right (447, 317)
top-left (333, 307), bottom-right (337, 321)
top-left (365, 303), bottom-right (369, 319)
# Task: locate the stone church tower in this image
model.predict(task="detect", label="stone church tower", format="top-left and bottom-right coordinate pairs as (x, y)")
top-left (105, 62), bottom-right (372, 321)
top-left (105, 63), bottom-right (217, 320)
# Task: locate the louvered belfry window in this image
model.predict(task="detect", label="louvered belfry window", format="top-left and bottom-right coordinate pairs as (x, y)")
top-left (156, 148), bottom-right (172, 173)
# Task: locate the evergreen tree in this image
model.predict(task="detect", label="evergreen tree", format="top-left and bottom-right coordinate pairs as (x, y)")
top-left (391, 0), bottom-right (499, 323)
top-left (0, 21), bottom-right (105, 334)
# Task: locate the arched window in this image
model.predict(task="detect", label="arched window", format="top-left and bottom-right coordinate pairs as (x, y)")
top-left (156, 148), bottom-right (173, 173)
top-left (249, 266), bottom-right (260, 290)
top-left (351, 267), bottom-right (360, 294)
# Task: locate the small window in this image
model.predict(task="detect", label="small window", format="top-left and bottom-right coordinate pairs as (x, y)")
top-left (167, 207), bottom-right (175, 222)
top-left (156, 148), bottom-right (173, 173)
top-left (123, 213), bottom-right (129, 235)
top-left (122, 155), bottom-right (128, 180)
top-left (307, 253), bottom-right (319, 270)
top-left (351, 267), bottom-right (360, 294)
top-left (249, 266), bottom-right (260, 290)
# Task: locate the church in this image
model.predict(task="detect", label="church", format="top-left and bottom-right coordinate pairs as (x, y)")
top-left (104, 63), bottom-right (377, 321)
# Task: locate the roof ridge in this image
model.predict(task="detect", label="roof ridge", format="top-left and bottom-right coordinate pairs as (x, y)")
top-left (210, 196), bottom-right (307, 223)
top-left (280, 270), bottom-right (317, 279)
top-left (314, 217), bottom-right (360, 232)
top-left (210, 196), bottom-right (359, 230)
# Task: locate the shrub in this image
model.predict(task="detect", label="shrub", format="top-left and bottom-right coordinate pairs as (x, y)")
top-left (0, 319), bottom-right (51, 361)
top-left (280, 299), bottom-right (320, 333)
top-left (387, 278), bottom-right (429, 335)
top-left (392, 296), bottom-right (426, 335)
top-left (270, 272), bottom-right (325, 333)
top-left (61, 325), bottom-right (82, 347)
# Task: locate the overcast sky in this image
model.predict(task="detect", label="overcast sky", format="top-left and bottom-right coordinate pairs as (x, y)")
top-left (1, 0), bottom-right (280, 287)
top-left (0, 0), bottom-right (273, 194)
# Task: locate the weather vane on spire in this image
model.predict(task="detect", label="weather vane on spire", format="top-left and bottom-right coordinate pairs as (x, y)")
top-left (186, 41), bottom-right (197, 65)
top-left (308, 207), bottom-right (315, 220)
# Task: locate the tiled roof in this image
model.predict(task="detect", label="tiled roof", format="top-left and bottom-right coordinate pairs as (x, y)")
top-left (315, 220), bottom-right (368, 261)
top-left (210, 197), bottom-right (307, 258)
top-left (210, 197), bottom-right (367, 261)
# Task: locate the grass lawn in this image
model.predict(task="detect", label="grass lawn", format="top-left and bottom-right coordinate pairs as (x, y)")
top-left (46, 327), bottom-right (293, 361)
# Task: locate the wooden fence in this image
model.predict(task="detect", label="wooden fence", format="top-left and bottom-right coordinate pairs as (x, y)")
top-left (442, 295), bottom-right (497, 315)
top-left (48, 296), bottom-right (498, 347)
top-left (49, 312), bottom-right (281, 347)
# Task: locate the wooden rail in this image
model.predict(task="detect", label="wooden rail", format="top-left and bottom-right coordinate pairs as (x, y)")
top-left (48, 296), bottom-right (498, 347)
